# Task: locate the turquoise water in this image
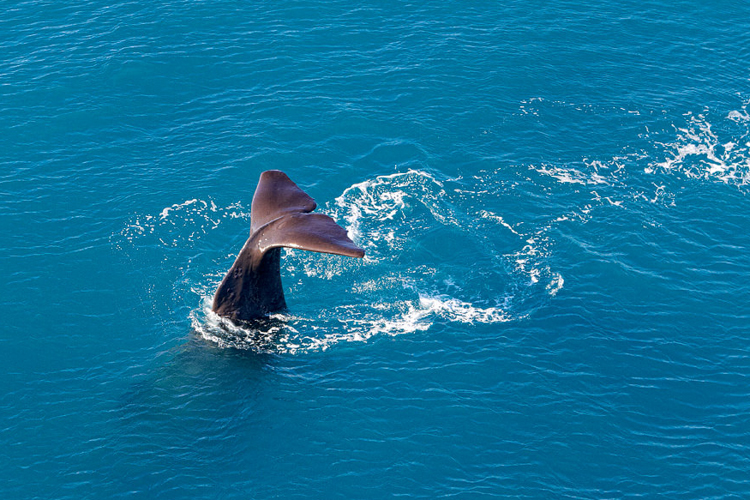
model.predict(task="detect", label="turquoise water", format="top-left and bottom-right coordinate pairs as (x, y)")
top-left (3, 1), bottom-right (750, 498)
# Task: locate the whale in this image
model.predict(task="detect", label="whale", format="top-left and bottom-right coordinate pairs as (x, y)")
top-left (212, 170), bottom-right (364, 322)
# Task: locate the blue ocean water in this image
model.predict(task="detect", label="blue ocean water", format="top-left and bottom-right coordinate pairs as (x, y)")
top-left (2, 0), bottom-right (750, 497)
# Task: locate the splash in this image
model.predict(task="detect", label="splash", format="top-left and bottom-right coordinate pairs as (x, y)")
top-left (118, 168), bottom-right (567, 354)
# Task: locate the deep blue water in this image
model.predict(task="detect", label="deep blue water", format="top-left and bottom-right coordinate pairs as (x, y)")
top-left (2, 1), bottom-right (750, 498)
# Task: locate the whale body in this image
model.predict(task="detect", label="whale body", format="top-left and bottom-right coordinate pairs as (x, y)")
top-left (212, 170), bottom-right (364, 322)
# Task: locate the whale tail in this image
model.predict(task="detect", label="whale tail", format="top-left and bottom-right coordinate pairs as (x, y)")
top-left (212, 170), bottom-right (364, 322)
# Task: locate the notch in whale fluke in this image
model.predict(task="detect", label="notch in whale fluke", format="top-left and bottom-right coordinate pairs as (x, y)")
top-left (212, 170), bottom-right (365, 322)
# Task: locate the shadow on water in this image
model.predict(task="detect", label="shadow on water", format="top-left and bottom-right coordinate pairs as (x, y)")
top-left (117, 321), bottom-right (283, 427)
top-left (105, 332), bottom-right (283, 496)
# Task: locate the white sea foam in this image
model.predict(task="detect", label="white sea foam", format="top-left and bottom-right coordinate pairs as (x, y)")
top-left (535, 164), bottom-right (609, 185)
top-left (728, 106), bottom-right (750, 123)
top-left (190, 299), bottom-right (303, 353)
top-left (532, 156), bottom-right (628, 189)
top-left (646, 106), bottom-right (750, 187)
top-left (519, 98), bottom-right (750, 209)
top-left (333, 169), bottom-right (564, 301)
top-left (118, 198), bottom-right (251, 248)
top-left (332, 169), bottom-right (458, 259)
top-left (191, 290), bottom-right (511, 354)
top-left (478, 210), bottom-right (522, 236)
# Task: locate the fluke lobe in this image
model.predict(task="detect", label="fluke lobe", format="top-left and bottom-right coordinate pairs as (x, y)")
top-left (212, 170), bottom-right (364, 322)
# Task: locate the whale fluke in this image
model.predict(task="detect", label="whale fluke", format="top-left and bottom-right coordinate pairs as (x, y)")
top-left (212, 170), bottom-right (364, 322)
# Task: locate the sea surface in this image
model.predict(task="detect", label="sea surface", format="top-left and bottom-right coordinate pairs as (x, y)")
top-left (2, 1), bottom-right (750, 498)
